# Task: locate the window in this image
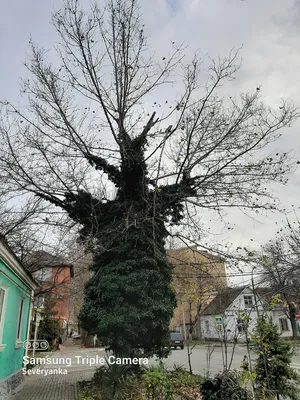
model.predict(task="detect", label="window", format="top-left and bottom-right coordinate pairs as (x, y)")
top-left (237, 318), bottom-right (246, 334)
top-left (34, 267), bottom-right (51, 281)
top-left (279, 318), bottom-right (289, 332)
top-left (34, 296), bottom-right (45, 309)
top-left (170, 332), bottom-right (183, 341)
top-left (244, 295), bottom-right (254, 308)
top-left (0, 288), bottom-right (5, 324)
top-left (57, 294), bottom-right (64, 299)
top-left (0, 286), bottom-right (8, 350)
top-left (16, 298), bottom-right (24, 341)
top-left (205, 321), bottom-right (210, 333)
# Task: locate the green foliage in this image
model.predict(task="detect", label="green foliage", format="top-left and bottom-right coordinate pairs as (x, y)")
top-left (143, 361), bottom-right (174, 400)
top-left (252, 315), bottom-right (300, 399)
top-left (142, 362), bottom-right (203, 400)
top-left (79, 222), bottom-right (176, 358)
top-left (239, 356), bottom-right (257, 388)
top-left (92, 359), bottom-right (139, 400)
top-left (79, 361), bottom-right (203, 400)
top-left (169, 364), bottom-right (204, 388)
top-left (200, 370), bottom-right (250, 400)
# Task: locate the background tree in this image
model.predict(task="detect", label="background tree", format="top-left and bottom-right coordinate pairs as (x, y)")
top-left (37, 297), bottom-right (62, 349)
top-left (0, 0), bottom-right (299, 357)
top-left (252, 221), bottom-right (300, 340)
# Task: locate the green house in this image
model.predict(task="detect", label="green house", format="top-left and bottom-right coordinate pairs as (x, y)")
top-left (0, 236), bottom-right (37, 398)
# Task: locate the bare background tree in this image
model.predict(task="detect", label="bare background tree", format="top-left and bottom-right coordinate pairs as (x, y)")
top-left (0, 0), bottom-right (299, 356)
top-left (0, 0), bottom-right (297, 249)
top-left (249, 219), bottom-right (300, 339)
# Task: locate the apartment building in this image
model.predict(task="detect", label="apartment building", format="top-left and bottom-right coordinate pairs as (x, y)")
top-left (167, 245), bottom-right (227, 339)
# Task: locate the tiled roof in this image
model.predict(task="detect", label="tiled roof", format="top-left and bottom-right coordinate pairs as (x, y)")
top-left (24, 250), bottom-right (73, 273)
top-left (201, 287), bottom-right (245, 315)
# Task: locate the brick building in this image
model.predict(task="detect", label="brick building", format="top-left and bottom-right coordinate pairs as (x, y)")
top-left (167, 246), bottom-right (227, 339)
top-left (25, 251), bottom-right (74, 337)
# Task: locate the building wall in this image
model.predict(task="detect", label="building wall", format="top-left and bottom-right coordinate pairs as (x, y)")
top-left (168, 246), bottom-right (227, 337)
top-left (0, 260), bottom-right (32, 381)
top-left (50, 267), bottom-right (71, 321)
top-left (199, 288), bottom-right (292, 341)
top-left (272, 310), bottom-right (293, 338)
top-left (33, 266), bottom-right (72, 324)
top-left (200, 288), bottom-right (260, 340)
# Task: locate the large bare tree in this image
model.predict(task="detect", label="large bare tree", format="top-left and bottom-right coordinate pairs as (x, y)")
top-left (0, 0), bottom-right (298, 356)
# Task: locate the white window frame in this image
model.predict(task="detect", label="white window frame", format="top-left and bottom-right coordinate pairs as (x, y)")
top-left (16, 297), bottom-right (25, 347)
top-left (244, 295), bottom-right (254, 308)
top-left (205, 321), bottom-right (210, 333)
top-left (34, 267), bottom-right (52, 281)
top-left (34, 295), bottom-right (45, 309)
top-left (237, 318), bottom-right (246, 334)
top-left (0, 284), bottom-right (8, 352)
top-left (279, 318), bottom-right (289, 332)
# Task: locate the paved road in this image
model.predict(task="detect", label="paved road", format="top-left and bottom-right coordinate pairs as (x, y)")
top-left (154, 344), bottom-right (300, 375)
top-left (12, 342), bottom-right (300, 399)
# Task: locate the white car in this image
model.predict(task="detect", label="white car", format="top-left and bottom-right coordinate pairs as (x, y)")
top-left (71, 332), bottom-right (81, 339)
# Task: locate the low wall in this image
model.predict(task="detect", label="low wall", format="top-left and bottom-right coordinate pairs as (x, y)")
top-left (0, 369), bottom-right (24, 400)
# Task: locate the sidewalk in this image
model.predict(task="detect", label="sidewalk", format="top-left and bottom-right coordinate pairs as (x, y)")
top-left (12, 370), bottom-right (94, 400)
top-left (12, 339), bottom-right (98, 400)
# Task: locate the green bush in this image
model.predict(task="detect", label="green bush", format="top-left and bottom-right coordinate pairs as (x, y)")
top-left (92, 358), bottom-right (139, 400)
top-left (200, 370), bottom-right (250, 400)
top-left (252, 316), bottom-right (300, 400)
top-left (79, 361), bottom-right (203, 400)
top-left (142, 362), bottom-right (203, 400)
top-left (143, 361), bottom-right (174, 400)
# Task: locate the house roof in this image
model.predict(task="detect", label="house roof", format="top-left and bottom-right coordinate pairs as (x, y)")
top-left (201, 287), bottom-right (245, 315)
top-left (201, 285), bottom-right (300, 316)
top-left (0, 234), bottom-right (38, 290)
top-left (24, 250), bottom-right (74, 277)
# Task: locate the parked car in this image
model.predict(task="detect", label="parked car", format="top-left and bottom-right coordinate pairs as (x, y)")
top-left (170, 332), bottom-right (184, 349)
top-left (71, 332), bottom-right (81, 339)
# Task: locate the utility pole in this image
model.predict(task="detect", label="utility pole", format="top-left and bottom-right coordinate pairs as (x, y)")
top-left (181, 299), bottom-right (187, 340)
top-left (32, 308), bottom-right (41, 357)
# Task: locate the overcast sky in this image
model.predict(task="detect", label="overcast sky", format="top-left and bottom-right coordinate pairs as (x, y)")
top-left (1, 0), bottom-right (300, 276)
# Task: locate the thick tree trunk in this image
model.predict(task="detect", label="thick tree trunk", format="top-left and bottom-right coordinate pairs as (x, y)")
top-left (288, 304), bottom-right (297, 340)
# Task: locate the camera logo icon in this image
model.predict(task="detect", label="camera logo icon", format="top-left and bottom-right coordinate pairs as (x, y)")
top-left (23, 340), bottom-right (49, 350)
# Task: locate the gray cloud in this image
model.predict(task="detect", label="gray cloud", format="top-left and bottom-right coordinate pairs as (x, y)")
top-left (1, 0), bottom-right (300, 259)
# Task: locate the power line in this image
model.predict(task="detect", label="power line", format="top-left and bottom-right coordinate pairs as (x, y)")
top-left (174, 270), bottom-right (267, 278)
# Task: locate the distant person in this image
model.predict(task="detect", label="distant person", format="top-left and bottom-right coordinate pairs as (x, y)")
top-left (59, 336), bottom-right (62, 345)
top-left (56, 337), bottom-right (60, 351)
